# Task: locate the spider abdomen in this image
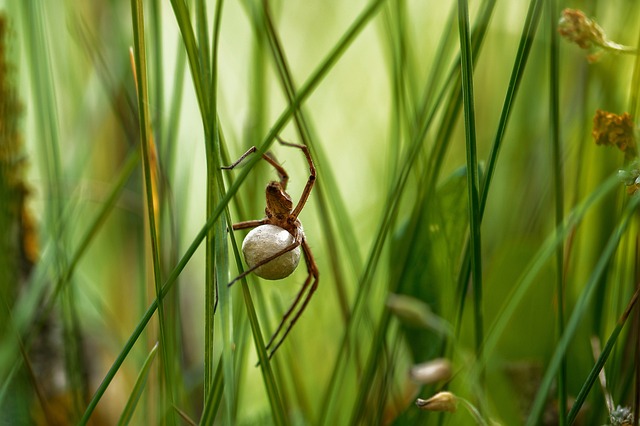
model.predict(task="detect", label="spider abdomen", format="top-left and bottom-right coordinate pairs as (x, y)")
top-left (241, 224), bottom-right (301, 280)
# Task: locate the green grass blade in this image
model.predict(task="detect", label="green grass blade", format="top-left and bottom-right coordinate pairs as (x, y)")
top-left (455, 0), bottom-right (543, 331)
top-left (0, 150), bottom-right (139, 409)
top-left (163, 37), bottom-right (188, 166)
top-left (83, 34), bottom-right (346, 423)
top-left (195, 0), bottom-right (211, 88)
top-left (414, 3), bottom-right (457, 134)
top-left (0, 145), bottom-right (137, 397)
top-left (149, 0), bottom-right (164, 149)
top-left (330, 3), bottom-right (499, 423)
top-left (348, 165), bottom-right (470, 425)
top-left (81, 1), bottom-right (394, 422)
top-left (193, 0), bottom-right (218, 400)
top-left (457, 0), bottom-right (483, 356)
top-left (547, 0), bottom-right (566, 421)
top-left (410, 2), bottom-right (500, 338)
top-left (525, 196), bottom-right (640, 425)
top-left (80, 236), bottom-right (200, 425)
top-left (229, 224), bottom-right (289, 426)
top-left (18, 2), bottom-right (85, 416)
top-left (208, 1), bottom-right (236, 423)
top-left (19, 1), bottom-right (63, 231)
top-left (420, 0), bottom-right (497, 191)
top-left (130, 1), bottom-right (175, 424)
top-left (567, 285), bottom-right (640, 424)
top-left (168, 0), bottom-right (211, 134)
top-left (241, 278), bottom-right (288, 426)
top-left (260, 0), bottom-right (364, 291)
top-left (25, 150), bottom-right (140, 341)
top-left (169, 0), bottom-right (230, 418)
top-left (117, 342), bottom-right (159, 426)
top-left (478, 173), bottom-right (620, 370)
top-left (13, 2), bottom-right (640, 425)
top-left (224, 195), bottom-right (288, 424)
top-left (199, 357), bottom-right (224, 426)
top-left (480, 0), bottom-right (543, 215)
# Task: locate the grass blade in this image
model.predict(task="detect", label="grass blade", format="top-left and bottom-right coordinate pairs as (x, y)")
top-left (526, 196), bottom-right (640, 425)
top-left (454, 0), bottom-right (544, 333)
top-left (199, 358), bottom-right (224, 426)
top-left (130, 1), bottom-right (175, 424)
top-left (19, 1), bottom-right (63, 230)
top-left (12, 2), bottom-right (640, 425)
top-left (117, 343), bottom-right (159, 426)
top-left (260, 0), bottom-right (362, 319)
top-left (567, 285), bottom-right (640, 424)
top-left (334, 3), bottom-right (499, 423)
top-left (547, 0), bottom-right (567, 420)
top-left (208, 1), bottom-right (235, 423)
top-left (168, 0), bottom-right (211, 134)
top-left (457, 0), bottom-right (483, 357)
top-left (481, 0), bottom-right (544, 214)
top-left (477, 173), bottom-right (620, 376)
top-left (81, 0), bottom-right (386, 421)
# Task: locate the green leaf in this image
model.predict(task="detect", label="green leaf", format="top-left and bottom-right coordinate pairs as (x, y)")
top-left (117, 343), bottom-right (159, 426)
top-left (391, 164), bottom-right (472, 361)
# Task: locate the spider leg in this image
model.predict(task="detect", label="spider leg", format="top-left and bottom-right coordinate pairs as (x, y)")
top-left (275, 137), bottom-right (316, 220)
top-left (222, 145), bottom-right (289, 189)
top-left (232, 219), bottom-right (268, 231)
top-left (221, 146), bottom-right (257, 169)
top-left (265, 238), bottom-right (319, 358)
top-left (263, 152), bottom-right (289, 190)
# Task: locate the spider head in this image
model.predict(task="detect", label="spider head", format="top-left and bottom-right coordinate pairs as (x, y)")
top-left (265, 181), bottom-right (293, 216)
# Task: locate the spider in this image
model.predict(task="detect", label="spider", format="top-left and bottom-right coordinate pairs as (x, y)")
top-left (222, 137), bottom-right (319, 359)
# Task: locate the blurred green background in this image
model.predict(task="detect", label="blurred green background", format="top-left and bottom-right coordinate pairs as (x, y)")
top-left (1, 0), bottom-right (640, 424)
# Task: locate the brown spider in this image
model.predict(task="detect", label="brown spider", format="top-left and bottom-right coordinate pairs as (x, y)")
top-left (222, 137), bottom-right (319, 359)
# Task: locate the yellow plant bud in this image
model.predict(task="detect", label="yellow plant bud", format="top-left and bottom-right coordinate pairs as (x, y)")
top-left (415, 391), bottom-right (458, 413)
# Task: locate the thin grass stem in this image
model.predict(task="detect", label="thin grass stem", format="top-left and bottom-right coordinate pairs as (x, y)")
top-left (567, 284), bottom-right (640, 424)
top-left (117, 342), bottom-right (159, 426)
top-left (454, 0), bottom-right (543, 334)
top-left (130, 1), bottom-right (175, 423)
top-left (457, 0), bottom-right (483, 360)
top-left (80, 1), bottom-right (384, 421)
top-left (336, 3), bottom-right (499, 424)
top-left (548, 0), bottom-right (567, 421)
top-left (526, 196), bottom-right (640, 425)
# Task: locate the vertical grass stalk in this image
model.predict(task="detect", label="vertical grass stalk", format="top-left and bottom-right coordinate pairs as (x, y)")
top-left (82, 1), bottom-right (389, 420)
top-left (20, 1), bottom-right (63, 233)
top-left (338, 2), bottom-right (498, 423)
top-left (457, 0), bottom-right (483, 357)
top-left (526, 196), bottom-right (640, 425)
top-left (194, 0), bottom-right (217, 401)
top-left (454, 0), bottom-right (543, 334)
top-left (566, 285), bottom-right (640, 424)
top-left (207, 0), bottom-right (236, 423)
top-left (547, 0), bottom-right (567, 421)
top-left (130, 0), bottom-right (176, 423)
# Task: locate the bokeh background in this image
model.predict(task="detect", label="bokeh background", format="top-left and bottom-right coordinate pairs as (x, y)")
top-left (1, 0), bottom-right (640, 424)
